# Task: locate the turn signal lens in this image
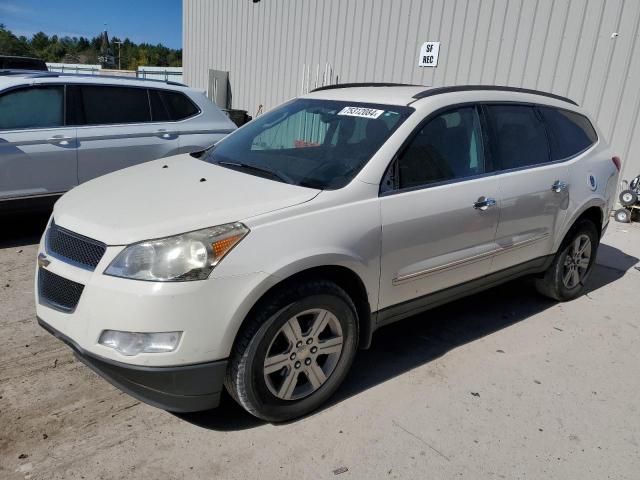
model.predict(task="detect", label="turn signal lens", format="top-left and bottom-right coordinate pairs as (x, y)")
top-left (212, 234), bottom-right (245, 261)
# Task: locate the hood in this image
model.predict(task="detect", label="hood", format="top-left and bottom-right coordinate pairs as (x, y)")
top-left (53, 154), bottom-right (320, 245)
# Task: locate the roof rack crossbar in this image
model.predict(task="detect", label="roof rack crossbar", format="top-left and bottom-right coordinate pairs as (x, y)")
top-left (311, 82), bottom-right (419, 93)
top-left (412, 85), bottom-right (578, 106)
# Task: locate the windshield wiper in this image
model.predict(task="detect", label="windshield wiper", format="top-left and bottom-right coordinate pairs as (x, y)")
top-left (215, 160), bottom-right (292, 184)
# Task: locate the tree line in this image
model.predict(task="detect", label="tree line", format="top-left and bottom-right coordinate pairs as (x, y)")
top-left (0, 24), bottom-right (182, 69)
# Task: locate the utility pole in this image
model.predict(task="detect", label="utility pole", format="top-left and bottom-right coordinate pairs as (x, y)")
top-left (114, 41), bottom-right (123, 70)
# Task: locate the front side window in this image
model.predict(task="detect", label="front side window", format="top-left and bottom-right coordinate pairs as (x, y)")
top-left (486, 105), bottom-right (550, 170)
top-left (392, 106), bottom-right (485, 190)
top-left (0, 86), bottom-right (64, 130)
top-left (538, 107), bottom-right (597, 160)
top-left (73, 86), bottom-right (151, 125)
top-left (204, 99), bottom-right (413, 189)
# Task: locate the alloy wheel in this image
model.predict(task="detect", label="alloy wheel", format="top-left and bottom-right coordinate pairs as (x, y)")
top-left (562, 234), bottom-right (592, 289)
top-left (263, 308), bottom-right (344, 401)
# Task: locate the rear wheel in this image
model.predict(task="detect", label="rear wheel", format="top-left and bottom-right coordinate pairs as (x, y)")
top-left (225, 280), bottom-right (358, 422)
top-left (535, 220), bottom-right (599, 301)
top-left (619, 190), bottom-right (638, 207)
top-left (614, 208), bottom-right (631, 223)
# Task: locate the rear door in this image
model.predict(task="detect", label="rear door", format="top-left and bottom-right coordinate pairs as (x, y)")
top-left (70, 85), bottom-right (180, 183)
top-left (379, 105), bottom-right (501, 312)
top-left (485, 104), bottom-right (570, 272)
top-left (0, 85), bottom-right (77, 200)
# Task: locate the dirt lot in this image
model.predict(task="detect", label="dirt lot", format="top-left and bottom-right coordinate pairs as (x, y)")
top-left (1, 212), bottom-right (639, 480)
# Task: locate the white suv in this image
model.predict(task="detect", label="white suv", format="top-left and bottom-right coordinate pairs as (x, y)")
top-left (36, 84), bottom-right (620, 421)
top-left (0, 71), bottom-right (236, 212)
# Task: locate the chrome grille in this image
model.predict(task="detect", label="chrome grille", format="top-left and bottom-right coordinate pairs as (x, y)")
top-left (38, 268), bottom-right (85, 312)
top-left (46, 221), bottom-right (106, 271)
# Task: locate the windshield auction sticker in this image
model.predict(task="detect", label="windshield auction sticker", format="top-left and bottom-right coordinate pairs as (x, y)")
top-left (337, 107), bottom-right (385, 119)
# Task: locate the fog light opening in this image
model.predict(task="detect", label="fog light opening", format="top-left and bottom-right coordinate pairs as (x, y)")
top-left (98, 330), bottom-right (182, 356)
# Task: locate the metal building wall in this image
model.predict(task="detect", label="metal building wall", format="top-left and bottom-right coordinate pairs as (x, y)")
top-left (184, 0), bottom-right (640, 181)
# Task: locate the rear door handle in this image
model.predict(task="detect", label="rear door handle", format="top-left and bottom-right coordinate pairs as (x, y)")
top-left (47, 135), bottom-right (73, 146)
top-left (474, 196), bottom-right (497, 211)
top-left (551, 180), bottom-right (569, 193)
top-left (156, 129), bottom-right (173, 139)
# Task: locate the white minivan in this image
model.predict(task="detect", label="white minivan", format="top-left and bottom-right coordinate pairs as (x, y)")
top-left (0, 71), bottom-right (236, 212)
top-left (36, 84), bottom-right (620, 421)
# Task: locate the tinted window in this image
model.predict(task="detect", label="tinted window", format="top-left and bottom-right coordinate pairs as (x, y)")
top-left (205, 99), bottom-right (412, 189)
top-left (538, 107), bottom-right (597, 160)
top-left (75, 86), bottom-right (151, 125)
top-left (395, 106), bottom-right (485, 189)
top-left (150, 89), bottom-right (199, 121)
top-left (0, 86), bottom-right (63, 129)
top-left (487, 105), bottom-right (550, 170)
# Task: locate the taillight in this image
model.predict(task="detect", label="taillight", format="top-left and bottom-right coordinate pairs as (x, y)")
top-left (612, 156), bottom-right (621, 171)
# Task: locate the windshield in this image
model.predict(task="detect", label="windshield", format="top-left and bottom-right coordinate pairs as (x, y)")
top-left (203, 99), bottom-right (413, 189)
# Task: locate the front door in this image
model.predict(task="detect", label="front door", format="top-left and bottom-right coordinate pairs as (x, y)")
top-left (0, 85), bottom-right (77, 199)
top-left (379, 105), bottom-right (500, 314)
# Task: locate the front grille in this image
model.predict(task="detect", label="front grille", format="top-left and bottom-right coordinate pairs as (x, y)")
top-left (46, 221), bottom-right (106, 271)
top-left (38, 268), bottom-right (85, 312)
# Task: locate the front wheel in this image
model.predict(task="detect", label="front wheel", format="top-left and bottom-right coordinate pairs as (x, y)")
top-left (535, 220), bottom-right (599, 301)
top-left (225, 280), bottom-right (358, 422)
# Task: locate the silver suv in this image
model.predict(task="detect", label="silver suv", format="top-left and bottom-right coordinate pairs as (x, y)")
top-left (36, 84), bottom-right (620, 421)
top-left (0, 71), bottom-right (236, 211)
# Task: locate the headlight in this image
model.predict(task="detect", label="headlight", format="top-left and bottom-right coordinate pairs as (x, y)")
top-left (104, 222), bottom-right (249, 281)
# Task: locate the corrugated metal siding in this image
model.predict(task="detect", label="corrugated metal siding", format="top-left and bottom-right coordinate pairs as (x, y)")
top-left (184, 0), bottom-right (640, 181)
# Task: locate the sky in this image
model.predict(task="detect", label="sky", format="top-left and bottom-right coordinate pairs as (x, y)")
top-left (0, 0), bottom-right (182, 49)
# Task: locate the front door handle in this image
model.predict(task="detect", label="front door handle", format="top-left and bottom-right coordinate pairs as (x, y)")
top-left (551, 180), bottom-right (569, 193)
top-left (47, 135), bottom-right (73, 146)
top-left (474, 196), bottom-right (497, 211)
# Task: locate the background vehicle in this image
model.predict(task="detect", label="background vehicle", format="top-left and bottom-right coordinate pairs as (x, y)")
top-left (0, 55), bottom-right (47, 71)
top-left (36, 84), bottom-right (620, 422)
top-left (0, 71), bottom-right (236, 212)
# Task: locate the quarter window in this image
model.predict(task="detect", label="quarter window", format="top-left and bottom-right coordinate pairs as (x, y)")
top-left (150, 89), bottom-right (199, 121)
top-left (538, 107), bottom-right (597, 160)
top-left (0, 86), bottom-right (64, 130)
top-left (74, 86), bottom-right (151, 125)
top-left (394, 106), bottom-right (485, 190)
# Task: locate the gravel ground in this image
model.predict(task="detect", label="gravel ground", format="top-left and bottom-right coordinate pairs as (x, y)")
top-left (1, 212), bottom-right (639, 480)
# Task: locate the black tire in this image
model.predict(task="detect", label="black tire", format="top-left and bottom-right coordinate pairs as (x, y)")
top-left (614, 208), bottom-right (631, 223)
top-left (225, 280), bottom-right (358, 422)
top-left (619, 190), bottom-right (638, 207)
top-left (535, 220), bottom-right (599, 301)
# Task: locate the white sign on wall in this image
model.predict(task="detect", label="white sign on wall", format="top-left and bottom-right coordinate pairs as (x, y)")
top-left (418, 42), bottom-right (440, 67)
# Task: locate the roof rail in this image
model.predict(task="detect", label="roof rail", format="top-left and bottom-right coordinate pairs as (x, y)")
top-left (0, 69), bottom-right (187, 86)
top-left (311, 82), bottom-right (419, 92)
top-left (412, 85), bottom-right (578, 106)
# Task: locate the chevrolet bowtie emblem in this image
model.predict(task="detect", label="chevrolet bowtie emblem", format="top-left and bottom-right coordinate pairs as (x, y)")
top-left (37, 253), bottom-right (51, 268)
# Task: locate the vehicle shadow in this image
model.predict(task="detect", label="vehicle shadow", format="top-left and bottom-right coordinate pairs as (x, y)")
top-left (0, 211), bottom-right (51, 248)
top-left (177, 243), bottom-right (638, 431)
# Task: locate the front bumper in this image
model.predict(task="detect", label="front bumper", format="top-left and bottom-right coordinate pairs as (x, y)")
top-left (38, 317), bottom-right (227, 412)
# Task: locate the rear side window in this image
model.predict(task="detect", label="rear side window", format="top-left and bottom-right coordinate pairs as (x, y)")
top-left (538, 107), bottom-right (597, 160)
top-left (486, 105), bottom-right (550, 170)
top-left (149, 89), bottom-right (199, 121)
top-left (0, 86), bottom-right (63, 129)
top-left (74, 86), bottom-right (151, 125)
top-left (395, 106), bottom-right (485, 189)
